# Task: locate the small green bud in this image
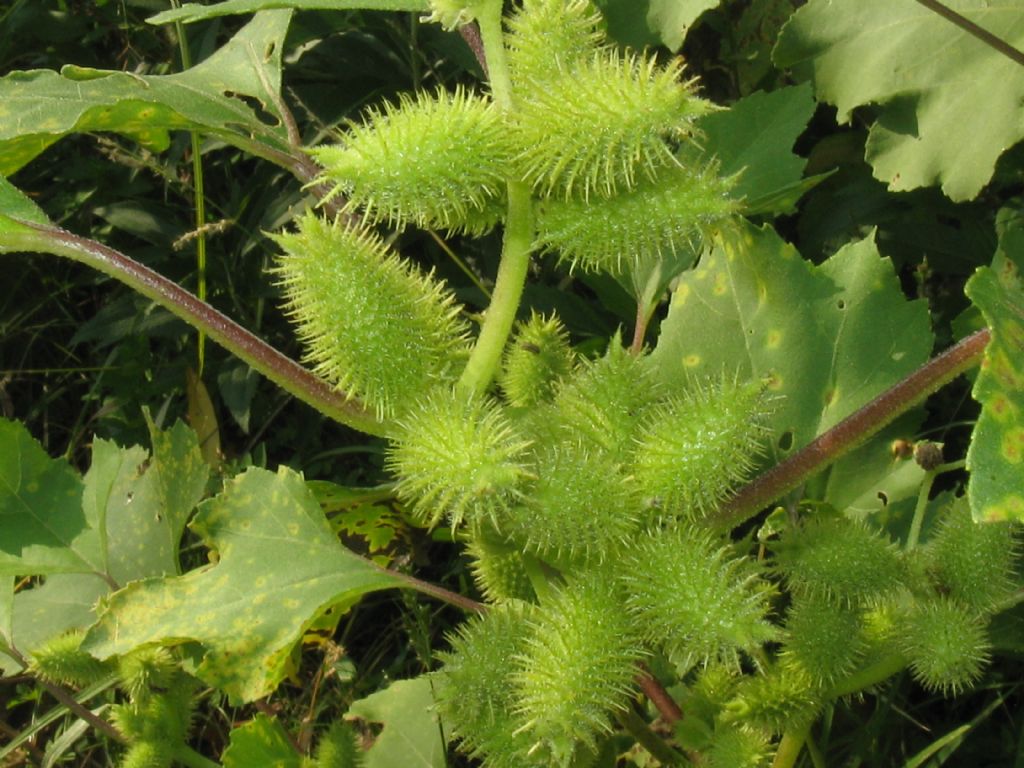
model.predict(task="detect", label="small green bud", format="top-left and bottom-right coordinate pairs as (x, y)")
top-left (387, 390), bottom-right (534, 529)
top-left (513, 51), bottom-right (713, 200)
top-left (897, 597), bottom-right (991, 696)
top-left (536, 164), bottom-right (736, 274)
top-left (499, 312), bottom-right (575, 408)
top-left (706, 724), bottom-right (771, 768)
top-left (273, 214), bottom-right (470, 420)
top-left (620, 527), bottom-right (776, 669)
top-left (309, 87), bottom-right (509, 235)
top-left (632, 378), bottom-right (770, 519)
top-left (772, 514), bottom-right (904, 608)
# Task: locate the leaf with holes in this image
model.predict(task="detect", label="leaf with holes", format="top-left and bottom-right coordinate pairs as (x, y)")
top-left (82, 466), bottom-right (402, 703)
top-left (0, 11), bottom-right (294, 176)
top-left (0, 419), bottom-right (208, 672)
top-left (965, 220), bottom-right (1024, 521)
top-left (774, 0), bottom-right (1024, 201)
top-left (648, 222), bottom-right (933, 479)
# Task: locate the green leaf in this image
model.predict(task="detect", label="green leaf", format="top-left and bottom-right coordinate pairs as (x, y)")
top-left (347, 677), bottom-right (446, 768)
top-left (649, 222), bottom-right (933, 473)
top-left (0, 420), bottom-right (210, 672)
top-left (0, 574), bottom-right (109, 676)
top-left (0, 419), bottom-right (99, 576)
top-left (82, 466), bottom-right (402, 703)
top-left (965, 223), bottom-right (1024, 522)
top-left (647, 0), bottom-right (721, 50)
top-left (595, 0), bottom-right (720, 50)
top-left (0, 11), bottom-right (295, 175)
top-left (774, 0), bottom-right (1024, 201)
top-left (0, 174), bottom-right (50, 225)
top-left (221, 713), bottom-right (305, 768)
top-left (697, 83), bottom-right (823, 215)
top-left (149, 0), bottom-right (429, 26)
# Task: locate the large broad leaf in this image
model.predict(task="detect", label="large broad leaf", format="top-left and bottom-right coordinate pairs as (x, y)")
top-left (0, 11), bottom-right (294, 175)
top-left (0, 419), bottom-right (99, 576)
top-left (965, 219), bottom-right (1024, 522)
top-left (0, 420), bottom-right (207, 673)
top-left (774, 0), bottom-right (1024, 201)
top-left (83, 466), bottom-right (403, 703)
top-left (697, 82), bottom-right (821, 215)
top-left (149, 0), bottom-right (428, 25)
top-left (347, 677), bottom-right (446, 768)
top-left (649, 222), bottom-right (933, 481)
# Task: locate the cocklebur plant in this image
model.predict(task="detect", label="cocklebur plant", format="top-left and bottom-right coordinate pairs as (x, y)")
top-left (272, 0), bottom-right (1021, 765)
top-left (3, 1), bottom-right (1023, 767)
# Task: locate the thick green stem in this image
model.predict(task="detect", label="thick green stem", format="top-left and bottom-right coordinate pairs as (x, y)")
top-left (458, 181), bottom-right (534, 396)
top-left (827, 653), bottom-right (907, 699)
top-left (711, 329), bottom-right (990, 531)
top-left (772, 724), bottom-right (810, 768)
top-left (456, 0), bottom-right (534, 396)
top-left (473, 0), bottom-right (513, 110)
top-left (0, 222), bottom-right (385, 436)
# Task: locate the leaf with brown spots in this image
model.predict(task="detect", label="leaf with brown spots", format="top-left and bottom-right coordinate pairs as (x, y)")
top-left (82, 466), bottom-right (402, 703)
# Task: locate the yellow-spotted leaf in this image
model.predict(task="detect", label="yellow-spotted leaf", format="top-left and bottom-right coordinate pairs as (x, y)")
top-left (0, 11), bottom-right (293, 175)
top-left (965, 223), bottom-right (1024, 522)
top-left (0, 419), bottom-right (99, 576)
top-left (649, 221), bottom-right (933, 492)
top-left (82, 466), bottom-right (402, 703)
top-left (0, 419), bottom-right (209, 674)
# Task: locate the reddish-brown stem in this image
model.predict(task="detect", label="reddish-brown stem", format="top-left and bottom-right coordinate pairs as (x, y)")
top-left (8, 223), bottom-right (383, 436)
top-left (389, 570), bottom-right (485, 614)
top-left (710, 329), bottom-right (991, 531)
top-left (459, 21), bottom-right (488, 76)
top-left (636, 664), bottom-right (683, 724)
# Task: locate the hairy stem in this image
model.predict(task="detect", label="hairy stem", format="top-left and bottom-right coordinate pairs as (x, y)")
top-left (636, 664), bottom-right (683, 724)
top-left (711, 329), bottom-right (990, 531)
top-left (389, 570), bottom-right (485, 614)
top-left (1, 222), bottom-right (384, 436)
